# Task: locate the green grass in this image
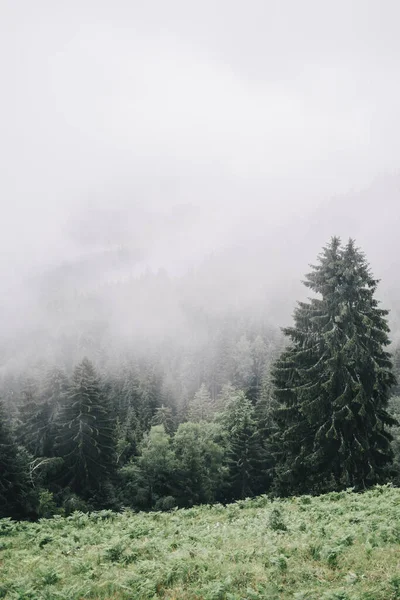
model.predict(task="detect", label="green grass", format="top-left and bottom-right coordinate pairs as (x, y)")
top-left (1, 486), bottom-right (400, 599)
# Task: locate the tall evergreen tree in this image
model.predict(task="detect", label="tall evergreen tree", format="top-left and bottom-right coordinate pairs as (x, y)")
top-left (388, 395), bottom-right (400, 486)
top-left (0, 401), bottom-right (32, 518)
top-left (248, 335), bottom-right (268, 402)
top-left (272, 238), bottom-right (397, 495)
top-left (391, 345), bottom-right (400, 396)
top-left (56, 358), bottom-right (116, 496)
top-left (187, 383), bottom-right (213, 422)
top-left (221, 390), bottom-right (267, 499)
top-left (115, 406), bottom-right (142, 466)
top-left (18, 368), bottom-right (68, 458)
top-left (137, 362), bottom-right (163, 429)
top-left (120, 362), bottom-right (142, 421)
top-left (151, 404), bottom-right (175, 434)
top-left (232, 334), bottom-right (253, 392)
top-left (17, 377), bottom-right (43, 456)
top-left (0, 373), bottom-right (19, 418)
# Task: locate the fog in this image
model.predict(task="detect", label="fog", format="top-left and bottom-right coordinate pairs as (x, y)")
top-left (1, 0), bottom-right (400, 369)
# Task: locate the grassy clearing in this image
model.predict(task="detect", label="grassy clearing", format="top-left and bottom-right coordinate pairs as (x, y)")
top-left (1, 486), bottom-right (400, 599)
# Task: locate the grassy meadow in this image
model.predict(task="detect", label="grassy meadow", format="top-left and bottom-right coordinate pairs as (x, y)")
top-left (1, 485), bottom-right (400, 600)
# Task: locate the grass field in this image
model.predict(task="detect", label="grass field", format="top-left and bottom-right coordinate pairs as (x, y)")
top-left (1, 485), bottom-right (400, 600)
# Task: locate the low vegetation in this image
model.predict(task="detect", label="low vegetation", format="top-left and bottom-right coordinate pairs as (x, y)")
top-left (1, 485), bottom-right (400, 600)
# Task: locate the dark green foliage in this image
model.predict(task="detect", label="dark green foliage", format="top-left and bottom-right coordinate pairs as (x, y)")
top-left (388, 395), bottom-right (400, 485)
top-left (110, 361), bottom-right (161, 466)
top-left (115, 407), bottom-right (143, 465)
top-left (391, 345), bottom-right (400, 396)
top-left (17, 377), bottom-right (41, 455)
top-left (221, 389), bottom-right (268, 499)
top-left (20, 399), bottom-right (55, 457)
top-left (272, 238), bottom-right (397, 495)
top-left (120, 422), bottom-right (227, 510)
top-left (268, 507), bottom-right (287, 531)
top-left (0, 401), bottom-right (32, 518)
top-left (56, 358), bottom-right (116, 497)
top-left (17, 368), bottom-right (68, 459)
top-left (172, 421), bottom-right (226, 505)
top-left (0, 373), bottom-right (19, 418)
top-left (119, 363), bottom-right (142, 419)
top-left (151, 404), bottom-right (175, 434)
top-left (255, 366), bottom-right (278, 439)
top-left (247, 335), bottom-right (268, 402)
top-left (120, 425), bottom-right (176, 510)
top-left (2, 237), bottom-right (399, 517)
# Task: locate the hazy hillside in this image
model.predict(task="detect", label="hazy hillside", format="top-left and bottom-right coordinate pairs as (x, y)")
top-left (1, 173), bottom-right (399, 376)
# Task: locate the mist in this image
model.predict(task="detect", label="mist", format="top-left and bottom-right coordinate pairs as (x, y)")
top-left (1, 0), bottom-right (400, 372)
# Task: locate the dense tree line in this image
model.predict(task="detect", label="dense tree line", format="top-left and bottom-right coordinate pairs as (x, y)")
top-left (1, 238), bottom-right (400, 519)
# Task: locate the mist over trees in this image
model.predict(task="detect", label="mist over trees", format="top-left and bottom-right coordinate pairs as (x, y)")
top-left (1, 238), bottom-right (399, 519)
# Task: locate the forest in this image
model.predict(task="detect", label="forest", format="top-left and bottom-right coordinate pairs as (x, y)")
top-left (1, 237), bottom-right (400, 520)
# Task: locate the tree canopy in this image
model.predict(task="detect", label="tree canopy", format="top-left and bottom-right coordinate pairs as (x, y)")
top-left (272, 237), bottom-right (397, 494)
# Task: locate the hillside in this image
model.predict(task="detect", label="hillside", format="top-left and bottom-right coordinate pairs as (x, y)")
top-left (1, 486), bottom-right (399, 600)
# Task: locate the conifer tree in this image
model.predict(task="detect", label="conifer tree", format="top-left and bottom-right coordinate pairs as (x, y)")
top-left (388, 395), bottom-right (400, 485)
top-left (138, 362), bottom-right (163, 429)
top-left (18, 368), bottom-right (68, 458)
top-left (221, 390), bottom-right (267, 499)
top-left (0, 401), bottom-right (32, 518)
top-left (17, 377), bottom-right (39, 452)
top-left (391, 345), bottom-right (400, 396)
top-left (201, 325), bottom-right (235, 401)
top-left (120, 362), bottom-right (142, 421)
top-left (272, 238), bottom-right (397, 494)
top-left (216, 383), bottom-right (239, 414)
top-left (187, 383), bottom-right (213, 422)
top-left (115, 406), bottom-right (142, 465)
top-left (0, 373), bottom-right (19, 418)
top-left (233, 334), bottom-right (253, 391)
top-left (248, 335), bottom-right (268, 402)
top-left (56, 358), bottom-right (116, 496)
top-left (151, 404), bottom-right (175, 434)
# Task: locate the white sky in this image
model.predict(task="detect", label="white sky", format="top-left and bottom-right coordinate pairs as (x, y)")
top-left (1, 0), bottom-right (400, 284)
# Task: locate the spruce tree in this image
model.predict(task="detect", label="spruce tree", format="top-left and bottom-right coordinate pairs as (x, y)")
top-left (151, 404), bottom-right (175, 434)
top-left (232, 334), bottom-right (253, 392)
top-left (0, 401), bottom-right (32, 518)
top-left (248, 335), bottom-right (268, 402)
top-left (272, 238), bottom-right (397, 495)
top-left (18, 368), bottom-right (68, 458)
top-left (115, 406), bottom-right (142, 465)
top-left (391, 345), bottom-right (400, 396)
top-left (187, 383), bottom-right (214, 422)
top-left (120, 362), bottom-right (142, 422)
top-left (56, 358), bottom-right (116, 496)
top-left (388, 395), bottom-right (400, 485)
top-left (17, 377), bottom-right (40, 455)
top-left (138, 362), bottom-right (163, 430)
top-left (221, 390), bottom-right (267, 499)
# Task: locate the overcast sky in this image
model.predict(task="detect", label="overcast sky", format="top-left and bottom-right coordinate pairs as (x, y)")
top-left (1, 0), bottom-right (400, 286)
